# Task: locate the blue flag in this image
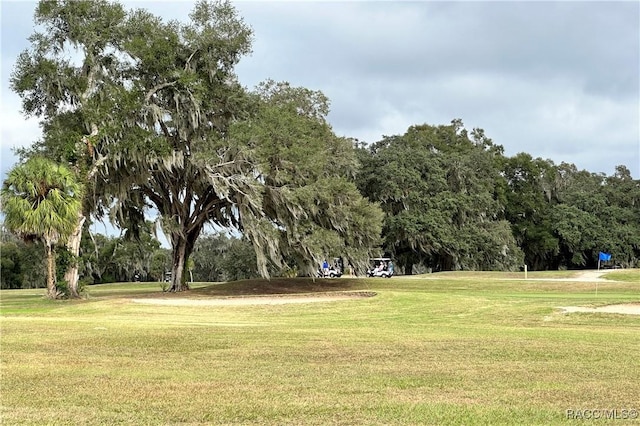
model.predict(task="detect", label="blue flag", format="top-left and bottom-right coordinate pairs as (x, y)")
top-left (598, 252), bottom-right (611, 261)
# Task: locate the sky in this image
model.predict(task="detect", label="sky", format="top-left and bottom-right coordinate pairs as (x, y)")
top-left (1, 1), bottom-right (639, 184)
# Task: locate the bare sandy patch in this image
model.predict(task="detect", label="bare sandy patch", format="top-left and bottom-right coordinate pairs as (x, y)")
top-left (520, 270), bottom-right (616, 282)
top-left (568, 270), bottom-right (614, 282)
top-left (130, 291), bottom-right (376, 307)
top-left (559, 304), bottom-right (640, 315)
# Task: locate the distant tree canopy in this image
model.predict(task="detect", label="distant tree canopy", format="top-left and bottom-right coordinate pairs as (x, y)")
top-left (1, 233), bottom-right (46, 290)
top-left (357, 120), bottom-right (640, 273)
top-left (191, 232), bottom-right (259, 282)
top-left (1, 224), bottom-right (168, 290)
top-left (504, 158), bottom-right (640, 270)
top-left (356, 121), bottom-right (523, 274)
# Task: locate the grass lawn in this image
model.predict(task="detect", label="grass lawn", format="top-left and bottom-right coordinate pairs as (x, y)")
top-left (1, 271), bottom-right (639, 425)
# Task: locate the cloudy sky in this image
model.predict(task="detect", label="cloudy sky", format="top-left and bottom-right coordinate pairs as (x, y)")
top-left (2, 0), bottom-right (639, 184)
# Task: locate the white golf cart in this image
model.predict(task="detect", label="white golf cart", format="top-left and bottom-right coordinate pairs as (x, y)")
top-left (317, 257), bottom-right (344, 278)
top-left (366, 257), bottom-right (394, 278)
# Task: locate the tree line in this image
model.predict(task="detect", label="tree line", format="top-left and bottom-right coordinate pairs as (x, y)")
top-left (0, 228), bottom-right (259, 290)
top-left (355, 121), bottom-right (639, 275)
top-left (2, 0), bottom-right (638, 295)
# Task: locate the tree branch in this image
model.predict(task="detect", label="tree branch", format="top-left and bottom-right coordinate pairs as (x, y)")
top-left (145, 81), bottom-right (177, 103)
top-left (184, 49), bottom-right (199, 71)
top-left (141, 187), bottom-right (165, 214)
top-left (158, 119), bottom-right (171, 139)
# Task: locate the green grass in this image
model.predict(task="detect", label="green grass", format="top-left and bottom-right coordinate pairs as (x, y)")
top-left (601, 269), bottom-right (640, 283)
top-left (413, 270), bottom-right (580, 279)
top-left (1, 271), bottom-right (639, 425)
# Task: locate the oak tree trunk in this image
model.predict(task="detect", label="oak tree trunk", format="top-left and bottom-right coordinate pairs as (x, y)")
top-left (169, 236), bottom-right (187, 292)
top-left (168, 233), bottom-right (197, 292)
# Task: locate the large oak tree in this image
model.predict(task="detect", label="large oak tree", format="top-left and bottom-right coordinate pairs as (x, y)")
top-left (12, 0), bottom-right (382, 291)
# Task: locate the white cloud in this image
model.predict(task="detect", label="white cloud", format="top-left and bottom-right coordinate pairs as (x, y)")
top-left (0, 107), bottom-right (41, 150)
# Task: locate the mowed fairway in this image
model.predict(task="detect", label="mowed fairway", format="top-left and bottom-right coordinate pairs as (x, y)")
top-left (1, 271), bottom-right (639, 425)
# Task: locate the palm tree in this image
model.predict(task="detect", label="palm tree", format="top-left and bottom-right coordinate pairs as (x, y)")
top-left (1, 157), bottom-right (83, 299)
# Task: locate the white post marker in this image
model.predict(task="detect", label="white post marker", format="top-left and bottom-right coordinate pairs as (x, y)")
top-left (524, 265), bottom-right (528, 280)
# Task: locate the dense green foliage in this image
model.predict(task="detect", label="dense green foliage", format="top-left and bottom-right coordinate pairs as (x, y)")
top-left (0, 228), bottom-right (162, 289)
top-left (356, 121), bottom-right (639, 273)
top-left (356, 121), bottom-right (523, 274)
top-left (191, 232), bottom-right (259, 282)
top-left (503, 158), bottom-right (640, 270)
top-left (77, 223), bottom-right (167, 284)
top-left (0, 235), bottom-right (46, 289)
